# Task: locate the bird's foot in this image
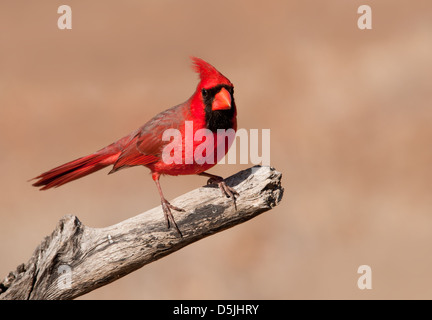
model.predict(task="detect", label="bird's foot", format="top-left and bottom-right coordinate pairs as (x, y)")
top-left (206, 176), bottom-right (239, 209)
top-left (161, 199), bottom-right (185, 237)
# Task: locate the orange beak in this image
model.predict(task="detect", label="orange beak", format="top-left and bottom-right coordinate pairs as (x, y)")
top-left (212, 87), bottom-right (232, 111)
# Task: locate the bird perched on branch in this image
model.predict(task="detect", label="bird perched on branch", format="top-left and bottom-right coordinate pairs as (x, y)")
top-left (32, 57), bottom-right (238, 236)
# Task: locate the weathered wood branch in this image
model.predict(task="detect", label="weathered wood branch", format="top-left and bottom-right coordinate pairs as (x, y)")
top-left (0, 166), bottom-right (283, 300)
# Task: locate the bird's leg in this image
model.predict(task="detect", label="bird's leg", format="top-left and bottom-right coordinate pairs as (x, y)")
top-left (199, 172), bottom-right (239, 209)
top-left (153, 173), bottom-right (184, 237)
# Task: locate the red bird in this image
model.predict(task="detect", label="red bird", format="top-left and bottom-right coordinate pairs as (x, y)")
top-left (32, 57), bottom-right (238, 236)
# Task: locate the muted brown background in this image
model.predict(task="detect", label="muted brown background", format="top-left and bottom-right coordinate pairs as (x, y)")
top-left (1, 0), bottom-right (431, 299)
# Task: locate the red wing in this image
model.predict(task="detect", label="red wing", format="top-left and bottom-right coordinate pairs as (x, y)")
top-left (110, 133), bottom-right (159, 173)
top-left (136, 104), bottom-right (189, 155)
top-left (111, 103), bottom-right (189, 172)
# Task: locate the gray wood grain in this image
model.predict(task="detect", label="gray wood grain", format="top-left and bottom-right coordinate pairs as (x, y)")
top-left (0, 166), bottom-right (283, 300)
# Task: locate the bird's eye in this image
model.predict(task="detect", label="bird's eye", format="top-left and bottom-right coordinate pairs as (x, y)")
top-left (202, 89), bottom-right (208, 98)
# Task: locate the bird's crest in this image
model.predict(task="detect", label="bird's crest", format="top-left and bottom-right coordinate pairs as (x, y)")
top-left (191, 57), bottom-right (231, 88)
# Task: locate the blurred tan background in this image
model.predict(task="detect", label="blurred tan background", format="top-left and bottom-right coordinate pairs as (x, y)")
top-left (1, 0), bottom-right (431, 299)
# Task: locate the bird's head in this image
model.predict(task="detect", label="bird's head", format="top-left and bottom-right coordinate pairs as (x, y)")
top-left (191, 57), bottom-right (236, 131)
top-left (192, 57), bottom-right (234, 112)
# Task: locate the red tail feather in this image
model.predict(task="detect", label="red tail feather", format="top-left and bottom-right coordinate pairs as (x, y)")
top-left (32, 151), bottom-right (120, 190)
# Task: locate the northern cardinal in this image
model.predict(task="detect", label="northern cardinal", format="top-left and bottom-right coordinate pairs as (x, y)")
top-left (32, 57), bottom-right (238, 236)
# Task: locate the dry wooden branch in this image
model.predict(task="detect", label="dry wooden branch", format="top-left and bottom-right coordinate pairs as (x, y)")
top-left (0, 166), bottom-right (283, 300)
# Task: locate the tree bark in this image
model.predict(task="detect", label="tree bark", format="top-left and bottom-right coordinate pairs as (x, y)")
top-left (0, 165), bottom-right (283, 300)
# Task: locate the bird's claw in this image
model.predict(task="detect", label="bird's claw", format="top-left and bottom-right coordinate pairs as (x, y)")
top-left (206, 177), bottom-right (239, 210)
top-left (161, 199), bottom-right (184, 237)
